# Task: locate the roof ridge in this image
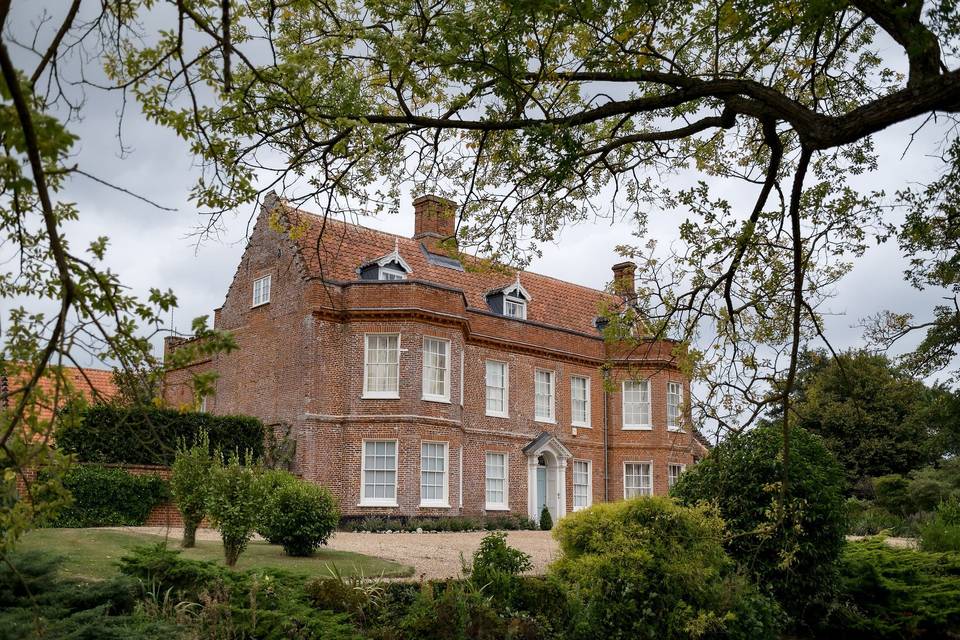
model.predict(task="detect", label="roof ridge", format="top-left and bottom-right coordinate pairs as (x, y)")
top-left (283, 203), bottom-right (613, 297)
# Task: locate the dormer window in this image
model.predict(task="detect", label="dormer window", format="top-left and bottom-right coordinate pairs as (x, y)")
top-left (358, 239), bottom-right (412, 282)
top-left (486, 275), bottom-right (531, 320)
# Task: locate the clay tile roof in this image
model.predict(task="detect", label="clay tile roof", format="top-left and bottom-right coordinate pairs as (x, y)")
top-left (281, 205), bottom-right (617, 335)
top-left (3, 365), bottom-right (117, 421)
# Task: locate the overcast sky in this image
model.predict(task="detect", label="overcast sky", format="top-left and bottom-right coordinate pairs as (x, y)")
top-left (2, 2), bottom-right (954, 386)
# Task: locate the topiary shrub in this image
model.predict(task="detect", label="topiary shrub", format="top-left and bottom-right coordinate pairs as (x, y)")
top-left (259, 479), bottom-right (339, 556)
top-left (539, 505), bottom-right (553, 531)
top-left (49, 465), bottom-right (169, 527)
top-left (170, 432), bottom-right (212, 548)
top-left (672, 424), bottom-right (846, 626)
top-left (551, 497), bottom-right (783, 640)
top-left (56, 404), bottom-right (264, 466)
top-left (255, 469), bottom-right (298, 543)
top-left (205, 455), bottom-right (262, 567)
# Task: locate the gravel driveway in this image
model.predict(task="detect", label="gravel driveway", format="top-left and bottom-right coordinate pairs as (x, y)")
top-left (117, 527), bottom-right (559, 580)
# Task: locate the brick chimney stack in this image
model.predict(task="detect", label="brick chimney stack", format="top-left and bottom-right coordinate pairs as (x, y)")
top-left (612, 261), bottom-right (637, 302)
top-left (413, 195), bottom-right (457, 250)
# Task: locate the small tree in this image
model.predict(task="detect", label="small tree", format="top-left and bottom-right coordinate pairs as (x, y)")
top-left (205, 454), bottom-right (262, 567)
top-left (170, 432), bottom-right (212, 548)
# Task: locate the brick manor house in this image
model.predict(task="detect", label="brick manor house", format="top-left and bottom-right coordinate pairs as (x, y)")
top-left (164, 193), bottom-right (708, 523)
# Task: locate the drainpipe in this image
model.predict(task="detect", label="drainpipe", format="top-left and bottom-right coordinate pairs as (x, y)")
top-left (603, 373), bottom-right (610, 502)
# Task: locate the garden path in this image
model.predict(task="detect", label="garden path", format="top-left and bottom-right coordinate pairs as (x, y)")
top-left (116, 527), bottom-right (560, 579)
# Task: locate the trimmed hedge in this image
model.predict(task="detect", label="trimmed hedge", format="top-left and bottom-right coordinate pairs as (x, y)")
top-left (50, 465), bottom-right (170, 527)
top-left (56, 404), bottom-right (264, 465)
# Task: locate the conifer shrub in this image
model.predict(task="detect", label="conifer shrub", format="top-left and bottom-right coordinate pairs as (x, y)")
top-left (538, 505), bottom-right (553, 531)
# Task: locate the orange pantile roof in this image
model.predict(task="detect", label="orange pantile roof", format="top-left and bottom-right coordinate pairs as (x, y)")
top-left (282, 206), bottom-right (617, 335)
top-left (3, 365), bottom-right (117, 421)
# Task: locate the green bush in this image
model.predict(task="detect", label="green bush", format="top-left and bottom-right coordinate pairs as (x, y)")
top-left (170, 432), bottom-right (212, 548)
top-left (259, 479), bottom-right (339, 556)
top-left (49, 465), bottom-right (169, 527)
top-left (551, 497), bottom-right (783, 640)
top-left (538, 505), bottom-right (553, 531)
top-left (1, 549), bottom-right (176, 639)
top-left (398, 581), bottom-right (508, 640)
top-left (848, 504), bottom-right (904, 536)
top-left (919, 498), bottom-right (960, 552)
top-left (341, 514), bottom-right (537, 533)
top-left (672, 425), bottom-right (846, 625)
top-left (822, 539), bottom-right (960, 639)
top-left (256, 469), bottom-right (298, 543)
top-left (56, 404), bottom-right (264, 466)
top-left (874, 474), bottom-right (913, 516)
top-left (205, 455), bottom-right (263, 567)
top-left (469, 531), bottom-right (532, 608)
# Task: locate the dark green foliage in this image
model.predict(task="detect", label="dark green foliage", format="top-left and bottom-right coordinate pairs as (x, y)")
top-left (56, 404), bottom-right (264, 465)
top-left (0, 550), bottom-right (176, 640)
top-left (822, 539), bottom-right (960, 639)
top-left (874, 474), bottom-right (913, 516)
top-left (260, 479), bottom-right (340, 556)
top-left (341, 514), bottom-right (537, 533)
top-left (538, 505), bottom-right (552, 531)
top-left (397, 581), bottom-right (513, 640)
top-left (469, 532), bottom-right (532, 608)
top-left (551, 497), bottom-right (783, 640)
top-left (671, 425), bottom-right (846, 625)
top-left (48, 465), bottom-right (169, 527)
top-left (256, 469), bottom-right (298, 543)
top-left (118, 544), bottom-right (360, 639)
top-left (919, 498), bottom-right (960, 552)
top-left (772, 350), bottom-right (956, 486)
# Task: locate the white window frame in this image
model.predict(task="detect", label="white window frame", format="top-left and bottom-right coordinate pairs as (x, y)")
top-left (251, 274), bottom-right (271, 307)
top-left (379, 266), bottom-right (407, 281)
top-left (485, 360), bottom-right (509, 418)
top-left (419, 441), bottom-right (449, 508)
top-left (534, 369), bottom-right (556, 423)
top-left (421, 337), bottom-right (451, 403)
top-left (504, 295), bottom-right (527, 319)
top-left (622, 379), bottom-right (652, 430)
top-left (570, 375), bottom-right (591, 427)
top-left (362, 333), bottom-right (401, 399)
top-left (624, 461), bottom-right (653, 498)
top-left (667, 463), bottom-right (686, 489)
top-left (667, 381), bottom-right (684, 431)
top-left (359, 439), bottom-right (399, 507)
top-left (484, 452), bottom-right (509, 511)
top-left (572, 459), bottom-right (592, 511)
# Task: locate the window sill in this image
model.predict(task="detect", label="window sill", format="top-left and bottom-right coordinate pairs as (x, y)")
top-left (623, 425), bottom-right (653, 431)
top-left (419, 502), bottom-right (451, 509)
top-left (362, 393), bottom-right (400, 400)
top-left (534, 417), bottom-right (556, 424)
top-left (357, 501), bottom-right (399, 508)
top-left (484, 505), bottom-right (510, 512)
top-left (422, 396), bottom-right (451, 404)
top-left (250, 301), bottom-right (270, 308)
top-left (486, 411), bottom-right (510, 419)
top-left (572, 423), bottom-right (592, 429)
top-left (667, 427), bottom-right (685, 433)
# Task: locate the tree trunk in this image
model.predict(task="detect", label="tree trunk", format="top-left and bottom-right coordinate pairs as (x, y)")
top-left (182, 521), bottom-right (197, 548)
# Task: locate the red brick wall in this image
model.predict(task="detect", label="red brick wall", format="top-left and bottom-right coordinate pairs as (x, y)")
top-left (163, 206), bottom-right (703, 521)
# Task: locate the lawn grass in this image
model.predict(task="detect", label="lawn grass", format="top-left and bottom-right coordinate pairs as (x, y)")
top-left (18, 528), bottom-right (414, 581)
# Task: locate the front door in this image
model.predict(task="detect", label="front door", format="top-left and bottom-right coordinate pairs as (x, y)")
top-left (536, 465), bottom-right (547, 519)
